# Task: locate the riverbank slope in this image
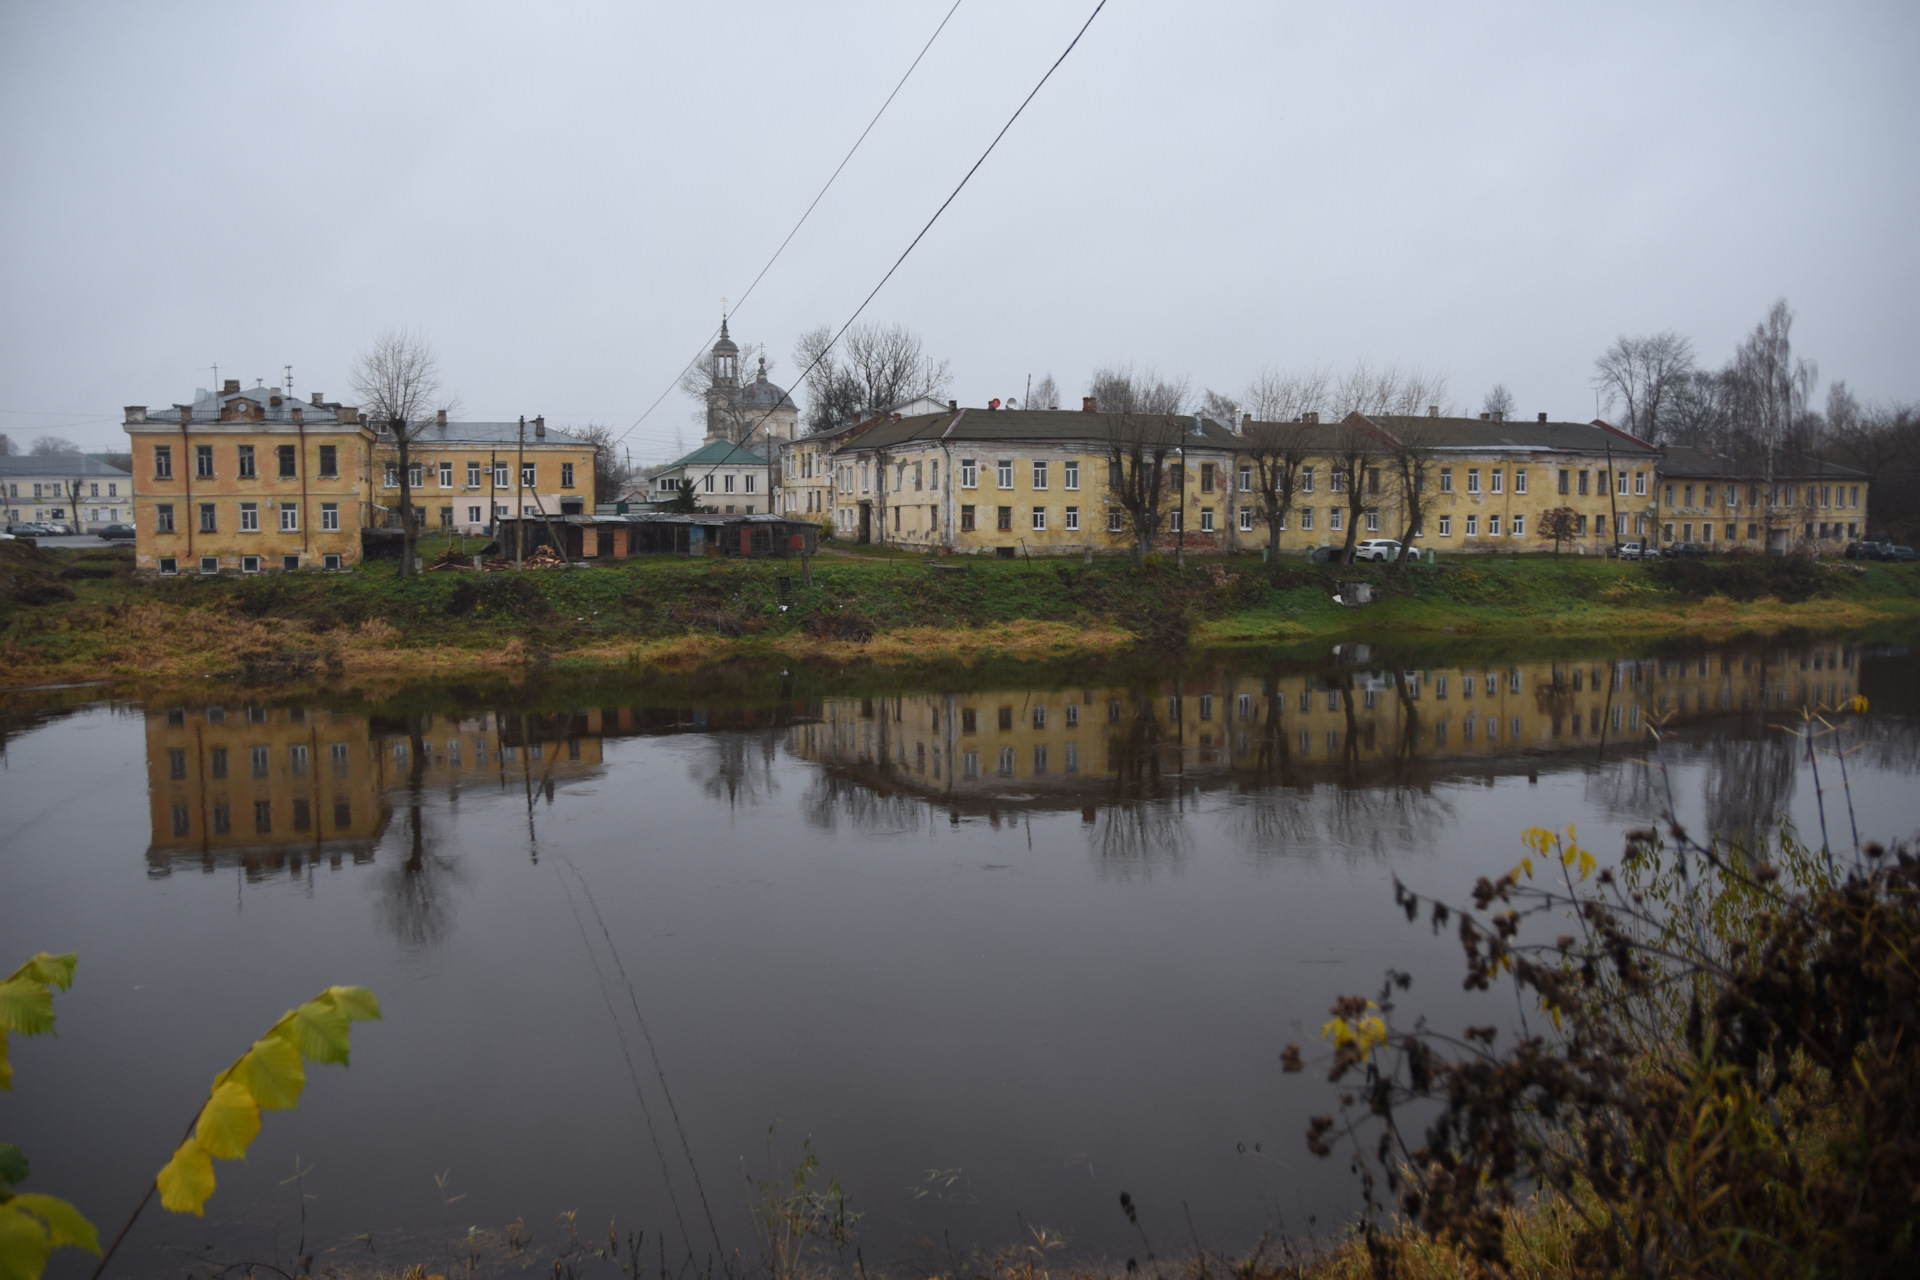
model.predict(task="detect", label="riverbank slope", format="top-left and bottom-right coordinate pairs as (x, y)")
top-left (4, 540), bottom-right (1916, 687)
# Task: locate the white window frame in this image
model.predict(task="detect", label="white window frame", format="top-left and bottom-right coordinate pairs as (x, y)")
top-left (1064, 505), bottom-right (1079, 531)
top-left (439, 462), bottom-right (453, 486)
top-left (1489, 513), bottom-right (1502, 536)
top-left (1031, 506), bottom-right (1046, 531)
top-left (1511, 513), bottom-right (1525, 536)
top-left (1107, 508), bottom-right (1123, 532)
top-left (1200, 507), bottom-right (1215, 533)
top-left (320, 503), bottom-right (340, 531)
top-left (1438, 514), bottom-right (1451, 537)
top-left (1365, 509), bottom-right (1379, 532)
top-left (239, 502), bottom-right (259, 532)
top-left (1514, 468), bottom-right (1527, 494)
top-left (1032, 461), bottom-right (1048, 490)
top-left (1064, 460), bottom-right (1079, 490)
top-left (1467, 468), bottom-right (1481, 494)
top-left (961, 458), bottom-right (977, 488)
top-left (1466, 514), bottom-right (1479, 536)
top-left (1238, 505), bottom-right (1252, 531)
top-left (280, 506), bottom-right (298, 532)
top-left (997, 460), bottom-right (1014, 489)
top-left (1491, 470), bottom-right (1503, 495)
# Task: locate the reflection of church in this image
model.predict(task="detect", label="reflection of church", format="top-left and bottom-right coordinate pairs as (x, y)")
top-left (704, 320), bottom-right (798, 447)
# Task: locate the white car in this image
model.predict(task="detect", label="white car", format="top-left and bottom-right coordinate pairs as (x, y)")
top-left (1353, 538), bottom-right (1403, 563)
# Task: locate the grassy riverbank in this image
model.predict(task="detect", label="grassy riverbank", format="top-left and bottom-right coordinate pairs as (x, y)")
top-left (4, 538), bottom-right (1917, 687)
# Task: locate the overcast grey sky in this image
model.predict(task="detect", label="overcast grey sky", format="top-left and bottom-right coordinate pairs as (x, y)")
top-left (3, 0), bottom-right (1914, 460)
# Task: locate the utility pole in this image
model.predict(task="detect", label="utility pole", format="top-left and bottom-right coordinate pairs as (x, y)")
top-left (515, 416), bottom-right (525, 568)
top-left (489, 449), bottom-right (498, 545)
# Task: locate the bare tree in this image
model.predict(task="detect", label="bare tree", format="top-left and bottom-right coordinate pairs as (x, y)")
top-left (0, 432), bottom-right (13, 456)
top-left (793, 322), bottom-right (950, 433)
top-left (1086, 364), bottom-right (1189, 416)
top-left (29, 435), bottom-right (81, 455)
top-left (1200, 387), bottom-right (1241, 424)
top-left (1537, 505), bottom-right (1578, 555)
top-left (1481, 384), bottom-right (1515, 419)
top-left (1592, 332), bottom-right (1695, 442)
top-left (1328, 364), bottom-right (1448, 565)
top-left (1664, 366), bottom-right (1735, 449)
top-left (1727, 300), bottom-right (1818, 548)
top-left (1101, 408), bottom-right (1182, 564)
top-left (570, 424), bottom-right (630, 504)
top-left (351, 328), bottom-right (452, 577)
top-left (1029, 373), bottom-right (1060, 411)
top-left (1241, 419), bottom-right (1315, 557)
top-left (1243, 364), bottom-right (1330, 425)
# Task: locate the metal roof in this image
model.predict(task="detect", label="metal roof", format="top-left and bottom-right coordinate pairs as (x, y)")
top-left (0, 453), bottom-right (134, 477)
top-left (1657, 445), bottom-right (1866, 481)
top-left (836, 408), bottom-right (1242, 452)
top-left (403, 420), bottom-right (592, 448)
top-left (660, 440), bottom-right (768, 468)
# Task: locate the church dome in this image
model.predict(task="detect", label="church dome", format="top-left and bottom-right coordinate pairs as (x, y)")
top-left (711, 320), bottom-right (739, 358)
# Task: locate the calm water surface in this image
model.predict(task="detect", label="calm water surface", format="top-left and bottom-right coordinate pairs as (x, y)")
top-left (3, 635), bottom-right (1916, 1275)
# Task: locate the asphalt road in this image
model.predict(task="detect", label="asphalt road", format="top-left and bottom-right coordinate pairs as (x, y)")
top-left (3, 533), bottom-right (131, 549)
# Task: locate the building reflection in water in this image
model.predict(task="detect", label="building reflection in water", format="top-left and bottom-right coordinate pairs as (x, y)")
top-left (141, 640), bottom-right (1868, 887)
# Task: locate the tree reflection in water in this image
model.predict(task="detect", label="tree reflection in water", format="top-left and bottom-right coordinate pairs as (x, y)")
top-left (377, 717), bottom-right (464, 948)
top-left (693, 732), bottom-right (781, 809)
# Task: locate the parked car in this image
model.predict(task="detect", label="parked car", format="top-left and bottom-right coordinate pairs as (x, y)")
top-left (1609, 541), bottom-right (1658, 560)
top-left (1888, 545), bottom-right (1918, 562)
top-left (1352, 538), bottom-right (1403, 563)
top-left (97, 523), bottom-right (137, 541)
top-left (1666, 542), bottom-right (1707, 559)
top-left (39, 521), bottom-right (72, 535)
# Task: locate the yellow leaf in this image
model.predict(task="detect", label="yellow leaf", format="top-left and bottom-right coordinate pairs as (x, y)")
top-left (5, 955), bottom-right (76, 992)
top-left (323, 986), bottom-right (382, 1022)
top-left (285, 999), bottom-right (352, 1065)
top-left (156, 1139), bottom-right (216, 1216)
top-left (236, 1036), bottom-right (305, 1111)
top-left (0, 1204), bottom-right (52, 1280)
top-left (196, 1080), bottom-right (261, 1161)
top-left (6, 1194), bottom-right (100, 1255)
top-left (0, 980), bottom-right (54, 1037)
top-left (1851, 695), bottom-right (1869, 714)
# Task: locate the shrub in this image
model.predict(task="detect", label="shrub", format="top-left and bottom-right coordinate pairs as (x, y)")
top-left (1653, 554), bottom-right (1825, 603)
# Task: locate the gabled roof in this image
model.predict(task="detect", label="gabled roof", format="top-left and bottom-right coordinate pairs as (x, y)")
top-left (403, 420), bottom-right (591, 448)
top-left (1358, 415), bottom-right (1663, 455)
top-left (836, 407), bottom-right (1241, 452)
top-left (0, 453), bottom-right (133, 477)
top-left (661, 440), bottom-right (768, 469)
top-left (1657, 445), bottom-right (1867, 481)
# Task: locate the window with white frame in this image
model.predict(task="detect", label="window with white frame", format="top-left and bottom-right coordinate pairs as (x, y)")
top-left (1438, 514), bottom-right (1451, 536)
top-left (439, 462), bottom-right (453, 486)
top-left (1635, 471), bottom-right (1647, 496)
top-left (1064, 460), bottom-right (1079, 490)
top-left (744, 474), bottom-right (755, 493)
top-left (280, 507), bottom-right (298, 532)
top-left (384, 463), bottom-right (397, 486)
top-left (997, 459), bottom-right (1013, 488)
top-left (1515, 468), bottom-right (1528, 494)
top-left (1238, 505), bottom-right (1252, 531)
top-left (1031, 506), bottom-right (1046, 531)
top-left (1107, 508), bottom-right (1123, 532)
top-left (961, 458), bottom-right (977, 488)
top-left (240, 502), bottom-right (259, 532)
top-left (495, 463), bottom-right (510, 486)
top-left (1239, 465), bottom-right (1251, 491)
top-left (1491, 470), bottom-right (1503, 494)
top-left (1466, 514), bottom-right (1478, 536)
top-left (1169, 509), bottom-right (1182, 532)
top-left (1200, 507), bottom-right (1214, 532)
top-left (1489, 513), bottom-right (1502, 535)
top-left (1329, 508), bottom-right (1342, 530)
top-left (1301, 466), bottom-right (1315, 493)
top-left (1064, 505), bottom-right (1079, 531)
top-left (1301, 507), bottom-right (1314, 529)
top-left (1440, 467), bottom-right (1453, 492)
top-left (1032, 461), bottom-right (1048, 489)
top-left (521, 463), bottom-right (535, 487)
top-left (467, 461), bottom-right (481, 487)
top-left (321, 503), bottom-right (339, 531)
top-left (1467, 468), bottom-right (1481, 493)
top-left (1511, 513), bottom-right (1525, 536)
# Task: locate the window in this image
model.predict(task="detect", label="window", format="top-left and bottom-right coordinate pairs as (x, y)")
top-left (1635, 471), bottom-right (1647, 496)
top-left (1327, 508), bottom-right (1340, 531)
top-left (1491, 469), bottom-right (1505, 494)
top-left (1578, 470), bottom-right (1590, 496)
top-left (1301, 507), bottom-right (1314, 530)
top-left (438, 461), bottom-right (453, 486)
top-left (1465, 514), bottom-right (1478, 536)
top-left (196, 445), bottom-right (215, 478)
top-left (1201, 507), bottom-right (1215, 532)
top-left (384, 462), bottom-right (398, 487)
top-left (1850, 485), bottom-right (1860, 508)
top-left (997, 506), bottom-right (1012, 531)
top-left (1488, 513), bottom-right (1501, 536)
top-left (439, 507), bottom-right (453, 528)
top-left (1239, 505), bottom-right (1252, 531)
top-left (1748, 522), bottom-right (1758, 540)
top-left (154, 445), bottom-right (173, 478)
top-left (1515, 468), bottom-right (1528, 494)
top-left (1439, 467), bottom-right (1453, 493)
top-left (1031, 506), bottom-right (1046, 531)
top-left (316, 445), bottom-right (336, 478)
top-left (1065, 505), bottom-right (1079, 531)
top-left (1238, 465), bottom-right (1251, 491)
top-left (283, 555), bottom-right (301, 570)
top-left (744, 474), bottom-right (755, 493)
top-left (239, 502), bottom-right (259, 531)
top-left (156, 504), bottom-right (174, 533)
top-left (997, 459), bottom-right (1013, 489)
top-left (1169, 509), bottom-right (1183, 532)
top-left (562, 463), bottom-right (575, 488)
top-left (468, 505), bottom-right (482, 524)
top-left (241, 555), bottom-right (261, 573)
top-left (404, 463), bottom-right (422, 489)
top-left (1511, 513), bottom-right (1525, 536)
top-left (960, 458), bottom-right (977, 488)
top-left (199, 556), bottom-right (218, 574)
top-left (960, 505), bottom-right (976, 532)
top-left (280, 506), bottom-right (298, 531)
top-left (278, 445), bottom-right (298, 479)
top-left (1032, 705), bottom-right (1047, 729)
top-left (158, 557), bottom-right (177, 575)
top-left (1663, 522), bottom-right (1674, 540)
top-left (495, 463), bottom-right (510, 487)
top-left (1365, 508), bottom-right (1379, 531)
top-left (1107, 508), bottom-right (1123, 532)
top-left (1617, 470), bottom-right (1629, 496)
top-left (199, 503), bottom-right (217, 533)
top-left (1301, 465), bottom-right (1315, 493)
top-left (1330, 466), bottom-right (1344, 493)
top-left (1467, 468), bottom-right (1481, 494)
top-left (1201, 462), bottom-right (1216, 493)
top-left (1438, 514), bottom-right (1452, 536)
top-left (238, 445), bottom-right (256, 478)
top-left (1665, 484), bottom-right (1675, 506)
top-left (323, 553), bottom-right (343, 570)
top-left (522, 463), bottom-right (536, 487)
top-left (1031, 460), bottom-right (1048, 490)
top-left (464, 460), bottom-right (480, 487)
top-left (723, 474), bottom-right (735, 494)
top-left (1684, 483), bottom-right (1695, 507)
top-left (320, 502), bottom-right (339, 530)
top-left (1064, 460), bottom-right (1079, 490)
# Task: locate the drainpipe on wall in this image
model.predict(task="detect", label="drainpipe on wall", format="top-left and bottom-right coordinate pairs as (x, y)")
top-left (181, 413), bottom-right (194, 561)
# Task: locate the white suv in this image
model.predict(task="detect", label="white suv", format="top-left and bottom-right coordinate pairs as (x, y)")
top-left (1353, 538), bottom-right (1402, 563)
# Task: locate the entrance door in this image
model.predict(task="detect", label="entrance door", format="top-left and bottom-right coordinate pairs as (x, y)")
top-left (857, 502), bottom-right (872, 544)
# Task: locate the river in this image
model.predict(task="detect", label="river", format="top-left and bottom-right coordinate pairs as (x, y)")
top-left (3, 632), bottom-right (1916, 1276)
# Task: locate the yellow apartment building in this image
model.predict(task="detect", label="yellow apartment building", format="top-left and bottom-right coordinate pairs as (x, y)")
top-left (123, 381), bottom-right (374, 573)
top-left (373, 414), bottom-right (597, 535)
top-left (1652, 445), bottom-right (1870, 553)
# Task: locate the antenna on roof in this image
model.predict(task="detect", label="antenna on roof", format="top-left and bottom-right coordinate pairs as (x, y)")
top-left (211, 363), bottom-right (218, 392)
top-left (283, 364), bottom-right (294, 399)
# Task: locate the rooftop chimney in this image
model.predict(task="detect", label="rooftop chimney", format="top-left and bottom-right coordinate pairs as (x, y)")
top-left (1493, 410), bottom-right (1505, 422)
top-left (1480, 412), bottom-right (1491, 421)
top-left (124, 406), bottom-right (147, 424)
top-left (1537, 411), bottom-right (1548, 422)
top-left (1082, 396), bottom-right (1096, 413)
top-left (436, 408), bottom-right (447, 426)
top-left (1428, 405), bottom-right (1439, 418)
top-left (534, 416), bottom-right (545, 438)
top-left (223, 379), bottom-right (240, 394)
top-left (340, 406), bottom-right (359, 425)
top-left (948, 399), bottom-right (958, 411)
top-left (291, 407), bottom-right (303, 424)
top-left (311, 391), bottom-right (324, 406)
top-left (1304, 410), bottom-right (1318, 424)
top-left (1241, 412), bottom-right (1252, 431)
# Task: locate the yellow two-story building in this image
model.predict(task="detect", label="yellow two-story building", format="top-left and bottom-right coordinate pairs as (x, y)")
top-left (372, 414), bottom-right (596, 535)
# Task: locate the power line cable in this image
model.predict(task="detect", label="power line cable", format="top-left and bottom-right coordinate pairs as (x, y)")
top-left (647, 0), bottom-right (1111, 498)
top-left (615, 0), bottom-right (966, 452)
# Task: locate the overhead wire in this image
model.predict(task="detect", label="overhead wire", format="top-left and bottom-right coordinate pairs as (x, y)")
top-left (648, 0), bottom-right (1112, 501)
top-left (612, 0), bottom-right (967, 452)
